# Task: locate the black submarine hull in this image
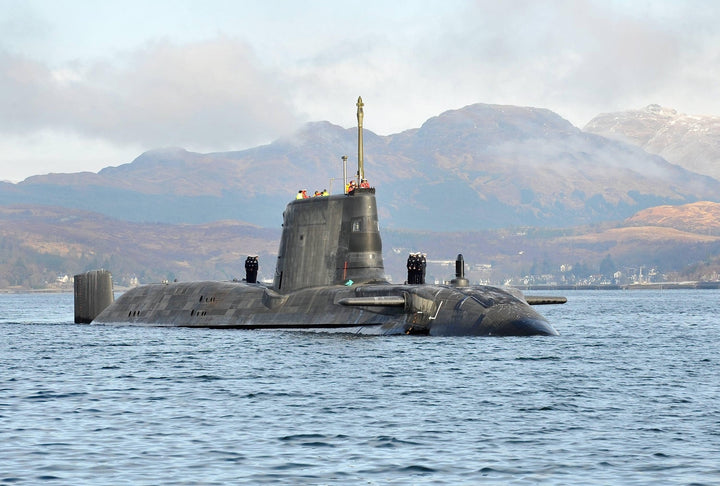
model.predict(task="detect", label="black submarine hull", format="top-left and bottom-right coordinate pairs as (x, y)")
top-left (92, 280), bottom-right (558, 336)
top-left (74, 97), bottom-right (563, 336)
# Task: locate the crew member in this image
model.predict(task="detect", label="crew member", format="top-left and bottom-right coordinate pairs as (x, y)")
top-left (296, 190), bottom-right (304, 200)
top-left (322, 189), bottom-right (329, 196)
top-left (407, 253), bottom-right (417, 284)
top-left (360, 179), bottom-right (370, 189)
top-left (347, 180), bottom-right (357, 194)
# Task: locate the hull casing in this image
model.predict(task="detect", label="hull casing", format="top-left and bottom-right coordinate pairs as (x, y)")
top-left (94, 281), bottom-right (558, 336)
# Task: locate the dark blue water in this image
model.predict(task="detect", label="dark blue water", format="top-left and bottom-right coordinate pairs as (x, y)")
top-left (1, 290), bottom-right (718, 484)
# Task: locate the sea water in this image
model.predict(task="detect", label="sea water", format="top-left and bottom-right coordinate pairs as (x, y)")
top-left (1, 290), bottom-right (718, 484)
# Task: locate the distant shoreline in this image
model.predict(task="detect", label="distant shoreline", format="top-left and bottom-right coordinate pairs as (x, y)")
top-left (3, 281), bottom-right (720, 294)
top-left (519, 281), bottom-right (720, 291)
top-left (0, 288), bottom-right (72, 294)
top-left (0, 286), bottom-right (134, 294)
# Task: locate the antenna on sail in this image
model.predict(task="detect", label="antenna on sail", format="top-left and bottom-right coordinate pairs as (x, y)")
top-left (356, 96), bottom-right (364, 184)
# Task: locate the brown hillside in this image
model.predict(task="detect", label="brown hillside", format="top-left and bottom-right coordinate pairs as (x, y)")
top-left (537, 225), bottom-right (720, 280)
top-left (3, 203), bottom-right (720, 290)
top-left (625, 201), bottom-right (720, 235)
top-left (0, 205), bottom-right (280, 288)
top-left (565, 226), bottom-right (720, 245)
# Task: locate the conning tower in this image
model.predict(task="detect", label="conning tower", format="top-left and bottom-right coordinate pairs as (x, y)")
top-left (273, 96), bottom-right (384, 292)
top-left (273, 189), bottom-right (384, 292)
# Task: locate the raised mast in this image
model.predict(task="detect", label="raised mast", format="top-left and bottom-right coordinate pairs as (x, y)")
top-left (356, 96), bottom-right (364, 183)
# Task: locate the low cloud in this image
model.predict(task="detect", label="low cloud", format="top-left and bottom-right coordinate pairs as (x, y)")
top-left (397, 0), bottom-right (720, 125)
top-left (271, 0), bottom-right (720, 133)
top-left (0, 37), bottom-right (300, 150)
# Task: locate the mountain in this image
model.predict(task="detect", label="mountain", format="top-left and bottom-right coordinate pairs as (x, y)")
top-left (584, 104), bottom-right (720, 181)
top-left (378, 104), bottom-right (720, 228)
top-left (2, 104), bottom-right (720, 230)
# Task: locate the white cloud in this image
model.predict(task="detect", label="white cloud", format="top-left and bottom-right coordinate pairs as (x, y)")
top-left (0, 38), bottom-right (300, 150)
top-left (0, 130), bottom-right (142, 182)
top-left (3, 0), bottom-right (720, 181)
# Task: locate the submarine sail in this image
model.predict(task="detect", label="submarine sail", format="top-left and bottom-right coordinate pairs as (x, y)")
top-left (274, 188), bottom-right (384, 292)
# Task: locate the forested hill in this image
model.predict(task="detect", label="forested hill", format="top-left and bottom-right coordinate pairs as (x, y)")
top-left (3, 202), bottom-right (720, 290)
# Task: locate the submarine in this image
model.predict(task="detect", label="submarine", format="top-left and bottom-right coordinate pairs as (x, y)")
top-left (74, 97), bottom-right (565, 336)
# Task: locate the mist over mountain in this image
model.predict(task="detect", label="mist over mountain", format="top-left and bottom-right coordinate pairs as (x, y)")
top-left (585, 104), bottom-right (720, 181)
top-left (2, 103), bottom-right (720, 231)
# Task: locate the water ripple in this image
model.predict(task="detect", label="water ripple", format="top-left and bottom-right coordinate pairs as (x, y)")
top-left (1, 290), bottom-right (720, 484)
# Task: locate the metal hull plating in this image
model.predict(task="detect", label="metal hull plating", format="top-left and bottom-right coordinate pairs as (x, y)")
top-left (94, 281), bottom-right (558, 336)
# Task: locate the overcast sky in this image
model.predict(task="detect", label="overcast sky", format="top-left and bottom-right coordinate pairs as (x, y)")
top-left (1, 0), bottom-right (719, 182)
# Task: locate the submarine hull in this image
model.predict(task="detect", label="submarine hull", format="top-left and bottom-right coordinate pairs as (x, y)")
top-left (74, 98), bottom-right (563, 336)
top-left (93, 281), bottom-right (558, 336)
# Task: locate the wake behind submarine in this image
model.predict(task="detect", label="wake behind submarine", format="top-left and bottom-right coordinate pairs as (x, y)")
top-left (74, 97), bottom-right (565, 336)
